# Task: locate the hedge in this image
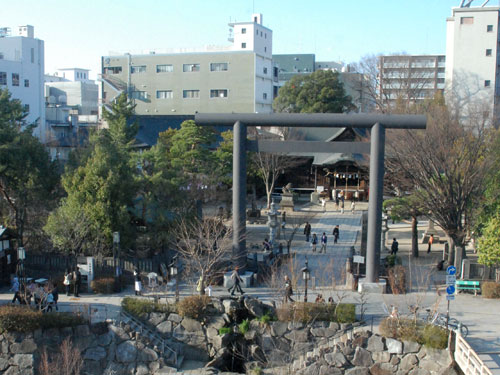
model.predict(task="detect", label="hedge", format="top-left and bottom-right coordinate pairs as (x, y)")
top-left (276, 302), bottom-right (356, 323)
top-left (379, 317), bottom-right (448, 349)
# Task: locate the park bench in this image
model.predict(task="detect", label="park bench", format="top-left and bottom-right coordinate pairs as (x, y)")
top-left (456, 280), bottom-right (481, 296)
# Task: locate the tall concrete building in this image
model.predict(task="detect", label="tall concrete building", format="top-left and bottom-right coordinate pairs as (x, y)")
top-left (379, 54), bottom-right (446, 106)
top-left (445, 2), bottom-right (500, 126)
top-left (0, 25), bottom-right (45, 140)
top-left (101, 14), bottom-right (276, 117)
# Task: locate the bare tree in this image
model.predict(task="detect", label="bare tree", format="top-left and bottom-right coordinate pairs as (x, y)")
top-left (386, 101), bottom-right (493, 272)
top-left (39, 338), bottom-right (83, 375)
top-left (170, 217), bottom-right (234, 295)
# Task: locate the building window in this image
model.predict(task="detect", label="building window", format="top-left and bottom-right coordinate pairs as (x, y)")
top-left (242, 28), bottom-right (246, 34)
top-left (104, 66), bottom-right (122, 74)
top-left (156, 90), bottom-right (173, 99)
top-left (241, 43), bottom-right (247, 49)
top-left (263, 93), bottom-right (267, 100)
top-left (485, 80), bottom-right (491, 87)
top-left (156, 64), bottom-right (173, 73)
top-left (264, 47), bottom-right (267, 52)
top-left (487, 25), bottom-right (494, 32)
top-left (273, 67), bottom-right (279, 77)
top-left (486, 49), bottom-right (493, 56)
top-left (24, 79), bottom-right (29, 87)
top-left (30, 48), bottom-right (34, 63)
top-left (265, 33), bottom-right (267, 39)
top-left (12, 73), bottom-right (19, 86)
top-left (0, 72), bottom-right (6, 85)
top-left (0, 53), bottom-right (4, 60)
top-left (210, 62), bottom-right (228, 72)
top-left (263, 67), bottom-right (268, 74)
top-left (437, 78), bottom-right (445, 84)
top-left (183, 64), bottom-right (200, 72)
top-left (183, 90), bottom-right (200, 99)
top-left (24, 104), bottom-right (29, 112)
top-left (461, 17), bottom-right (474, 24)
top-left (210, 89), bottom-right (228, 98)
top-left (131, 91), bottom-right (148, 100)
top-left (131, 65), bottom-right (146, 74)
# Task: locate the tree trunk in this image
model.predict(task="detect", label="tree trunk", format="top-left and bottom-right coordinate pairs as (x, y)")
top-left (411, 215), bottom-right (419, 258)
top-left (198, 275), bottom-right (205, 296)
top-left (447, 236), bottom-right (455, 266)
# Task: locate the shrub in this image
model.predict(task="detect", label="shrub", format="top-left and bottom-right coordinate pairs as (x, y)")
top-left (379, 317), bottom-right (399, 339)
top-left (386, 255), bottom-right (402, 267)
top-left (0, 305), bottom-right (86, 333)
top-left (91, 277), bottom-right (115, 294)
top-left (177, 295), bottom-right (211, 320)
top-left (388, 265), bottom-right (406, 294)
top-left (251, 367), bottom-right (263, 375)
top-left (335, 303), bottom-right (356, 323)
top-left (121, 297), bottom-right (175, 319)
top-left (219, 326), bottom-right (232, 335)
top-left (257, 312), bottom-right (276, 324)
top-left (421, 324), bottom-right (448, 349)
top-left (482, 282), bottom-right (500, 298)
top-left (276, 302), bottom-right (355, 323)
top-left (239, 319), bottom-right (250, 334)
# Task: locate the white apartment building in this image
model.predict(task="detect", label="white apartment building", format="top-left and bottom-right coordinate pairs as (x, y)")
top-left (101, 14), bottom-right (276, 117)
top-left (445, 4), bottom-right (500, 126)
top-left (0, 25), bottom-right (45, 140)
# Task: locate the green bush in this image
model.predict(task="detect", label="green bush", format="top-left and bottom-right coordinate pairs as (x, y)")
top-left (121, 297), bottom-right (175, 319)
top-left (276, 302), bottom-right (355, 323)
top-left (0, 305), bottom-right (86, 333)
top-left (482, 282), bottom-right (500, 298)
top-left (91, 277), bottom-right (115, 294)
top-left (250, 367), bottom-right (263, 375)
top-left (177, 295), bottom-right (211, 320)
top-left (239, 319), bottom-right (250, 334)
top-left (219, 326), bottom-right (232, 335)
top-left (421, 324), bottom-right (449, 349)
top-left (386, 255), bottom-right (402, 267)
top-left (257, 312), bottom-right (276, 324)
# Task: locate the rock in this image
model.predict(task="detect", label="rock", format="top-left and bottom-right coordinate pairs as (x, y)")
top-left (285, 328), bottom-right (309, 342)
top-left (103, 362), bottom-right (125, 375)
top-left (248, 344), bottom-right (266, 362)
top-left (148, 361), bottom-right (160, 373)
top-left (329, 322), bottom-right (340, 331)
top-left (293, 342), bottom-right (314, 353)
top-left (370, 363), bottom-right (395, 375)
top-left (400, 354), bottom-right (419, 372)
top-left (244, 329), bottom-right (256, 340)
top-left (60, 327), bottom-right (73, 337)
top-left (73, 335), bottom-right (95, 352)
top-left (138, 347), bottom-right (158, 362)
top-left (325, 352), bottom-right (348, 367)
top-left (419, 359), bottom-right (442, 373)
top-left (148, 312), bottom-right (167, 326)
top-left (181, 318), bottom-right (203, 332)
top-left (352, 347), bottom-right (374, 367)
top-left (9, 354), bottom-right (33, 369)
top-left (288, 321), bottom-right (305, 330)
top-left (372, 351), bottom-right (390, 363)
top-left (421, 347), bottom-right (452, 367)
top-left (321, 366), bottom-right (343, 375)
top-left (438, 366), bottom-right (459, 375)
top-left (95, 332), bottom-right (113, 347)
top-left (155, 365), bottom-right (177, 373)
top-left (4, 366), bottom-right (23, 375)
top-left (116, 341), bottom-right (137, 363)
top-left (206, 316), bottom-right (226, 330)
top-left (403, 340), bottom-right (421, 354)
top-left (84, 346), bottom-right (107, 361)
top-left (386, 338), bottom-right (403, 354)
top-left (222, 299), bottom-right (239, 315)
top-left (409, 368), bottom-right (431, 375)
top-left (156, 321), bottom-right (172, 335)
top-left (390, 355), bottom-right (400, 366)
top-left (298, 363), bottom-right (319, 375)
top-left (1, 341), bottom-right (8, 354)
top-left (135, 362), bottom-right (149, 375)
top-left (367, 335), bottom-right (385, 352)
top-left (0, 356), bottom-right (9, 371)
top-left (342, 344), bottom-right (355, 357)
top-left (75, 325), bottom-right (90, 337)
top-left (9, 339), bottom-right (37, 354)
top-left (346, 366), bottom-right (370, 375)
top-left (352, 335), bottom-right (368, 348)
top-left (245, 297), bottom-right (269, 318)
top-left (109, 325), bottom-right (129, 342)
top-left (82, 359), bottom-right (102, 375)
top-left (270, 321), bottom-right (288, 337)
top-left (167, 313), bottom-right (182, 324)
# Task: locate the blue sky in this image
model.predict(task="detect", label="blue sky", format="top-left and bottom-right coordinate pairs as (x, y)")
top-left (1, 0), bottom-right (489, 79)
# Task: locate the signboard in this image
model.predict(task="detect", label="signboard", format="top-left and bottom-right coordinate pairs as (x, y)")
top-left (447, 266), bottom-right (457, 276)
top-left (446, 285), bottom-right (456, 295)
top-left (353, 255), bottom-right (365, 264)
top-left (446, 275), bottom-right (456, 285)
top-left (446, 295), bottom-right (455, 301)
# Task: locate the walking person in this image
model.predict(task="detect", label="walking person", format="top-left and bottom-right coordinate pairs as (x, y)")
top-left (45, 287), bottom-right (55, 313)
top-left (321, 198), bottom-right (326, 212)
top-left (304, 222), bottom-right (311, 242)
top-left (63, 269), bottom-right (72, 296)
top-left (340, 199), bottom-right (345, 214)
top-left (335, 196), bottom-right (340, 211)
top-left (391, 238), bottom-right (399, 255)
top-left (73, 267), bottom-right (81, 297)
top-left (228, 267), bottom-right (244, 296)
top-left (427, 234), bottom-right (434, 254)
top-left (284, 275), bottom-right (294, 303)
top-left (52, 283), bottom-right (59, 311)
top-left (10, 275), bottom-right (21, 304)
top-left (134, 268), bottom-right (142, 296)
top-left (351, 200), bottom-right (356, 213)
top-left (311, 233), bottom-right (318, 252)
top-left (263, 238), bottom-right (271, 252)
top-left (333, 225), bottom-right (340, 244)
top-left (320, 232), bottom-right (328, 253)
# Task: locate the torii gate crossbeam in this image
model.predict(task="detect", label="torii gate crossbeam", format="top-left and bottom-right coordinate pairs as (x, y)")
top-left (195, 113), bottom-right (426, 283)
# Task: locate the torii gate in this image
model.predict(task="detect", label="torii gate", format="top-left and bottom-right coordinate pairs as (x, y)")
top-left (195, 113), bottom-right (426, 283)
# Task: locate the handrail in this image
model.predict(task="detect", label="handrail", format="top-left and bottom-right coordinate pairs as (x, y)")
top-left (120, 310), bottom-right (178, 367)
top-left (455, 332), bottom-right (493, 375)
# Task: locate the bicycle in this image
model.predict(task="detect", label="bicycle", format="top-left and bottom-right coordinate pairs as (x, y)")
top-left (425, 308), bottom-right (469, 337)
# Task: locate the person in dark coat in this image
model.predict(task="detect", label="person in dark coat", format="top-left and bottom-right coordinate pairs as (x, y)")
top-left (228, 267), bottom-right (244, 296)
top-left (73, 268), bottom-right (82, 297)
top-left (333, 225), bottom-right (340, 244)
top-left (391, 238), bottom-right (399, 255)
top-left (284, 275), bottom-right (294, 303)
top-left (304, 222), bottom-right (311, 242)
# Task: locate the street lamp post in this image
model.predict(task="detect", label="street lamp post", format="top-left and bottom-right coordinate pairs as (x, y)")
top-left (17, 247), bottom-right (26, 288)
top-left (113, 232), bottom-right (121, 292)
top-left (302, 258), bottom-right (310, 302)
top-left (170, 261), bottom-right (179, 302)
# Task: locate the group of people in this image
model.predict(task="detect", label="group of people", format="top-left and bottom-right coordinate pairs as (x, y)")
top-left (63, 268), bottom-right (82, 297)
top-left (304, 222), bottom-right (341, 253)
top-left (390, 234), bottom-right (434, 256)
top-left (10, 275), bottom-right (59, 312)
